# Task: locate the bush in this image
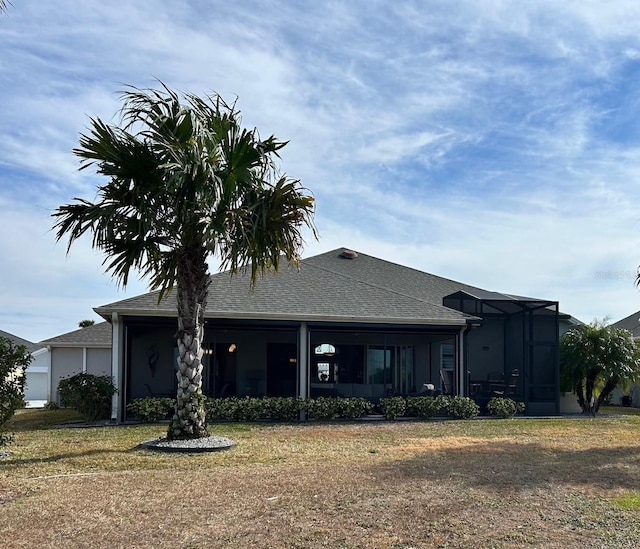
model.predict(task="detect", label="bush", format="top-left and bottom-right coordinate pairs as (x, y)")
top-left (304, 397), bottom-right (342, 420)
top-left (487, 397), bottom-right (525, 419)
top-left (379, 396), bottom-right (407, 420)
top-left (58, 373), bottom-right (117, 422)
top-left (44, 401), bottom-right (59, 411)
top-left (203, 396), bottom-right (371, 422)
top-left (337, 397), bottom-right (373, 419)
top-left (0, 336), bottom-right (32, 447)
top-left (406, 395), bottom-right (448, 419)
top-left (127, 397), bottom-right (175, 423)
top-left (302, 397), bottom-right (372, 420)
top-left (446, 396), bottom-right (479, 419)
top-left (263, 397), bottom-right (304, 421)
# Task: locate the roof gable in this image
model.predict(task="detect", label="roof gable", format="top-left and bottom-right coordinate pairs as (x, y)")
top-left (0, 330), bottom-right (40, 352)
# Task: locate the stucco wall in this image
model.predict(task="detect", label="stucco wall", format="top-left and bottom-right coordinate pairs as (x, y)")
top-left (86, 348), bottom-right (111, 377)
top-left (51, 347), bottom-right (83, 403)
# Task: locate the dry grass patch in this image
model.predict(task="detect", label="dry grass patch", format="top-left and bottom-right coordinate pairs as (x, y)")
top-left (1, 411), bottom-right (640, 548)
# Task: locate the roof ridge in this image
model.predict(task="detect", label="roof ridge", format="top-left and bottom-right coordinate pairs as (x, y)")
top-left (305, 248), bottom-right (493, 293)
top-left (302, 259), bottom-right (475, 317)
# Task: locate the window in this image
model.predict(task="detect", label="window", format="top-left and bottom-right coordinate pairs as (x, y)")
top-left (440, 343), bottom-right (454, 370)
top-left (317, 362), bottom-right (331, 382)
top-left (367, 345), bottom-right (414, 393)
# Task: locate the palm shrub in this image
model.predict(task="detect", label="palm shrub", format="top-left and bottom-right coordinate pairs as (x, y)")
top-left (560, 320), bottom-right (640, 415)
top-left (58, 373), bottom-right (117, 422)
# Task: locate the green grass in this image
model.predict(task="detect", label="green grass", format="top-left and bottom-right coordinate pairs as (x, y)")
top-left (601, 404), bottom-right (640, 416)
top-left (612, 491), bottom-right (640, 510)
top-left (2, 409), bottom-right (640, 548)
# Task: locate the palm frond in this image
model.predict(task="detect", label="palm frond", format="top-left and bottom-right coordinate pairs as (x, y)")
top-left (54, 82), bottom-right (317, 297)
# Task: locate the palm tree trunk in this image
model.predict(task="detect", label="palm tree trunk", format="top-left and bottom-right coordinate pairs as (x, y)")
top-left (168, 244), bottom-right (210, 440)
top-left (575, 382), bottom-right (586, 412)
top-left (595, 376), bottom-right (619, 413)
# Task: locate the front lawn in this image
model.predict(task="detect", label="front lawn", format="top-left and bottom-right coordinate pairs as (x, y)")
top-left (1, 409), bottom-right (640, 548)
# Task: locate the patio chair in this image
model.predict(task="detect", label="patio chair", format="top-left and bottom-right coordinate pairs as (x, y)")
top-left (440, 369), bottom-right (453, 395)
top-left (487, 370), bottom-right (505, 396)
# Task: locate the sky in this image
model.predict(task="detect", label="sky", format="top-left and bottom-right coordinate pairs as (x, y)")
top-left (3, 1), bottom-right (640, 342)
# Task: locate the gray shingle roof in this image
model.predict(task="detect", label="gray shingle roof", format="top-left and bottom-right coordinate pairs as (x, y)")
top-left (613, 310), bottom-right (640, 338)
top-left (0, 330), bottom-right (41, 352)
top-left (94, 248), bottom-right (530, 325)
top-left (40, 321), bottom-right (112, 346)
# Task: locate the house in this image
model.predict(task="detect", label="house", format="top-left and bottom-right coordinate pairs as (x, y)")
top-left (0, 329), bottom-right (48, 406)
top-left (40, 322), bottom-right (112, 405)
top-left (91, 248), bottom-right (563, 421)
top-left (610, 311), bottom-right (640, 407)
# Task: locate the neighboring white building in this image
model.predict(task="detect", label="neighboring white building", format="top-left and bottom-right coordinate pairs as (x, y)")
top-left (0, 329), bottom-right (48, 407)
top-left (39, 322), bottom-right (112, 406)
top-left (1, 323), bottom-right (113, 408)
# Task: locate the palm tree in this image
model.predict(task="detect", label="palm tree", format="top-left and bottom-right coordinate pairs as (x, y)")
top-left (53, 84), bottom-right (316, 439)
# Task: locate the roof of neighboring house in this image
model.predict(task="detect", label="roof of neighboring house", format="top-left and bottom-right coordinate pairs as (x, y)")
top-left (613, 310), bottom-right (640, 338)
top-left (94, 248), bottom-right (552, 326)
top-left (40, 321), bottom-right (112, 347)
top-left (0, 330), bottom-right (42, 352)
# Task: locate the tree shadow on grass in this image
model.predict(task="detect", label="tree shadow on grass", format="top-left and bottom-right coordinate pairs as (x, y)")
top-left (372, 441), bottom-right (640, 493)
top-left (1, 447), bottom-right (132, 468)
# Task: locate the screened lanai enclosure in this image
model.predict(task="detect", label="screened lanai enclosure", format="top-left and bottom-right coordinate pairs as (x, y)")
top-left (120, 319), bottom-right (466, 421)
top-left (116, 289), bottom-right (559, 421)
top-left (443, 290), bottom-right (560, 415)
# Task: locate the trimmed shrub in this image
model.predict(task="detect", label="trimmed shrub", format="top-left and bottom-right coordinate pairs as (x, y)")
top-left (487, 397), bottom-right (525, 419)
top-left (303, 397), bottom-right (372, 420)
top-left (337, 397), bottom-right (373, 419)
top-left (379, 396), bottom-right (407, 420)
top-left (446, 396), bottom-right (480, 419)
top-left (263, 397), bottom-right (304, 421)
top-left (127, 397), bottom-right (175, 423)
top-left (304, 397), bottom-right (342, 420)
top-left (58, 373), bottom-right (117, 422)
top-left (405, 395), bottom-right (448, 419)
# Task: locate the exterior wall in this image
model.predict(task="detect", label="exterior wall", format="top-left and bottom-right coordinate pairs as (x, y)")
top-left (86, 348), bottom-right (111, 377)
top-left (51, 347), bottom-right (83, 403)
top-left (24, 348), bottom-right (49, 404)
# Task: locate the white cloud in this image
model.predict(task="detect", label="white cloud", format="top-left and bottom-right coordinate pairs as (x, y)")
top-left (3, 0), bottom-right (640, 341)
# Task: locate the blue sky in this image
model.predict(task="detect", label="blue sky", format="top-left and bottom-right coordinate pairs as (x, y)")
top-left (3, 1), bottom-right (640, 342)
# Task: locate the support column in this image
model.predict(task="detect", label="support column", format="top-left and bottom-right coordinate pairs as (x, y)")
top-left (111, 313), bottom-right (121, 422)
top-left (46, 345), bottom-right (52, 404)
top-left (457, 326), bottom-right (466, 397)
top-left (298, 322), bottom-right (308, 400)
